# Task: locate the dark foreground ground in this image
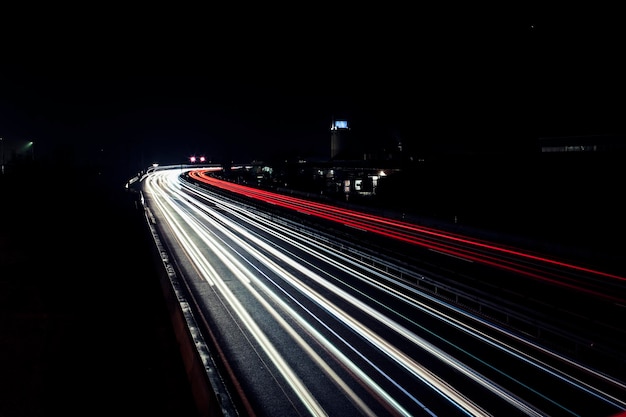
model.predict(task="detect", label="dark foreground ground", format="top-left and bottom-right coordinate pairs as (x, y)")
top-left (0, 164), bottom-right (199, 417)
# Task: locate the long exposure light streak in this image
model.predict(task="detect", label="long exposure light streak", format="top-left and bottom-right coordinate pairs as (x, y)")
top-left (188, 169), bottom-right (626, 304)
top-left (191, 177), bottom-right (626, 411)
top-left (148, 172), bottom-right (496, 415)
top-left (179, 173), bottom-right (626, 414)
top-left (140, 168), bottom-right (626, 417)
top-left (147, 174), bottom-right (328, 416)
top-left (199, 184), bottom-right (626, 407)
top-left (190, 199), bottom-right (540, 416)
top-left (185, 171), bottom-right (626, 406)
top-left (150, 173), bottom-right (464, 415)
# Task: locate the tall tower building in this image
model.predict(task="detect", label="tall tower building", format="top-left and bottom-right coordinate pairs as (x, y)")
top-left (330, 118), bottom-right (351, 160)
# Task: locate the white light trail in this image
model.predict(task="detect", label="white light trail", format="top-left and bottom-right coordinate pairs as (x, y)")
top-left (141, 169), bottom-right (626, 417)
top-left (188, 173), bottom-right (626, 412)
top-left (153, 171), bottom-right (497, 415)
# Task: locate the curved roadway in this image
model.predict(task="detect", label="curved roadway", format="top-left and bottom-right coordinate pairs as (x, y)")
top-left (140, 167), bottom-right (626, 417)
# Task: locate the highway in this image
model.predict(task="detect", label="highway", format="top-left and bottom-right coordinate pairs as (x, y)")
top-left (140, 167), bottom-right (626, 417)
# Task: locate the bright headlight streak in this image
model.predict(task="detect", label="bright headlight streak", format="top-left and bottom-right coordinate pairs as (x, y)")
top-left (184, 218), bottom-right (430, 416)
top-left (178, 192), bottom-right (498, 413)
top-left (337, 257), bottom-right (626, 412)
top-left (149, 170), bottom-right (624, 415)
top-left (192, 232), bottom-right (327, 416)
top-left (236, 209), bottom-right (555, 414)
top-left (219, 261), bottom-right (419, 417)
top-left (168, 171), bottom-right (624, 412)
top-left (188, 179), bottom-right (626, 411)
top-left (173, 180), bottom-right (429, 415)
top-left (186, 191), bottom-right (492, 413)
top-left (172, 191), bottom-right (406, 416)
top-left (277, 223), bottom-right (622, 413)
top-left (236, 259), bottom-right (434, 417)
top-left (301, 236), bottom-right (626, 410)
top-left (148, 174), bottom-right (329, 416)
top-left (147, 176), bottom-right (221, 286)
top-left (181, 200), bottom-right (497, 417)
top-left (172, 173), bottom-right (538, 415)
top-left (211, 250), bottom-right (384, 417)
top-left (378, 278), bottom-right (626, 411)
top-left (263, 224), bottom-right (618, 414)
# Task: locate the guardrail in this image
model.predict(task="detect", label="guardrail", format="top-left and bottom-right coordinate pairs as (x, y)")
top-left (140, 190), bottom-right (239, 417)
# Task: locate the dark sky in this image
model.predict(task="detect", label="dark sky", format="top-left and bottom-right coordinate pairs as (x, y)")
top-left (2, 4), bottom-right (624, 172)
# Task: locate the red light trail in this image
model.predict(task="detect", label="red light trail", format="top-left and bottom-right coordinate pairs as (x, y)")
top-left (188, 169), bottom-right (626, 304)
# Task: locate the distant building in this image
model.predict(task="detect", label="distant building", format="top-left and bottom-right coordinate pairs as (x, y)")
top-left (330, 118), bottom-right (352, 160)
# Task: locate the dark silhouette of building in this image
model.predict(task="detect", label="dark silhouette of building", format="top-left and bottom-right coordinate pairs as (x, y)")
top-left (330, 118), bottom-right (353, 160)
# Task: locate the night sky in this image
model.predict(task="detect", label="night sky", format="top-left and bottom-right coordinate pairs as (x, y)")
top-left (2, 4), bottom-right (624, 177)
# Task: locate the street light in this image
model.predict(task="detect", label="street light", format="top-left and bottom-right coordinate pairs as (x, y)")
top-left (28, 141), bottom-right (34, 161)
top-left (1, 137), bottom-right (4, 174)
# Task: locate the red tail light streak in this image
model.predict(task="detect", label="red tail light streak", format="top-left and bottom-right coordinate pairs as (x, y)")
top-left (188, 169), bottom-right (626, 304)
